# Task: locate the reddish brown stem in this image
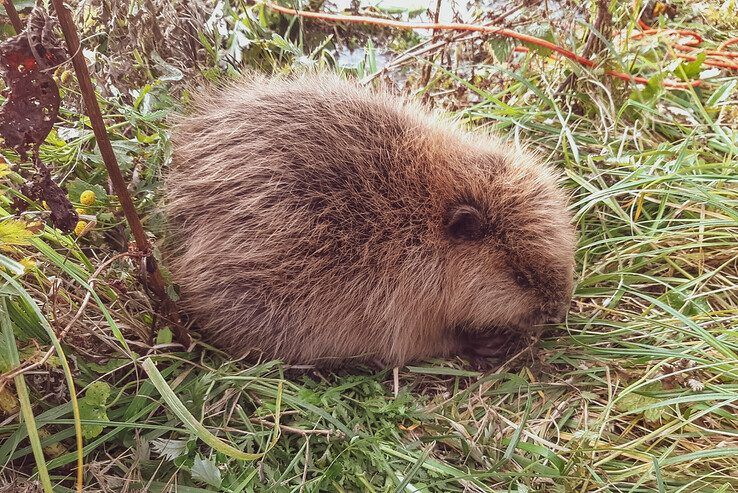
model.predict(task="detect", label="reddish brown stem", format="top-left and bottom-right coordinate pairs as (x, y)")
top-left (50, 0), bottom-right (148, 252)
top-left (2, 0), bottom-right (23, 33)
top-left (49, 0), bottom-right (190, 347)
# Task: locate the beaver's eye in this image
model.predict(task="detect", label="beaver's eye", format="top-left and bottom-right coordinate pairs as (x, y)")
top-left (445, 204), bottom-right (483, 241)
top-left (514, 271), bottom-right (532, 289)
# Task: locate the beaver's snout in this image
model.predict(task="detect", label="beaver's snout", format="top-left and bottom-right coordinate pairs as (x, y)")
top-left (527, 298), bottom-right (571, 328)
top-left (538, 274), bottom-right (575, 325)
top-left (541, 301), bottom-right (570, 324)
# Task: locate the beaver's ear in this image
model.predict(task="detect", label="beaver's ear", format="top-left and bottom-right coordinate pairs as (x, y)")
top-left (445, 204), bottom-right (484, 241)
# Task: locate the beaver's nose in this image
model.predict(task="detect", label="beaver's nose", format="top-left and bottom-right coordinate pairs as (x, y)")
top-left (542, 301), bottom-right (570, 324)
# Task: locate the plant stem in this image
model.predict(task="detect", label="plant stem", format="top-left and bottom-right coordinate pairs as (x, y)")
top-left (49, 0), bottom-right (190, 348)
top-left (2, 0), bottom-right (23, 33)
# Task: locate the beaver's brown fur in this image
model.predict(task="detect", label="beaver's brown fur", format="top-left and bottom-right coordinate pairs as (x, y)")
top-left (163, 73), bottom-right (576, 366)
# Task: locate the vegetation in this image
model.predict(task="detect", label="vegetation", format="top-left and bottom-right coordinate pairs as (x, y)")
top-left (1, 0), bottom-right (738, 491)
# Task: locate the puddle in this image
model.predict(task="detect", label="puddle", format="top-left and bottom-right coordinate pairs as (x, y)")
top-left (335, 45), bottom-right (391, 70)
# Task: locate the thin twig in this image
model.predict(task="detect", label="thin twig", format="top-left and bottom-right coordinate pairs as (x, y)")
top-left (362, 5), bottom-right (524, 85)
top-left (265, 2), bottom-right (593, 65)
top-left (418, 0), bottom-right (443, 95)
top-left (557, 0), bottom-right (611, 95)
top-left (39, 32), bottom-right (106, 73)
top-left (250, 418), bottom-right (333, 437)
top-left (1, 289), bottom-right (92, 384)
top-left (299, 437), bottom-right (309, 493)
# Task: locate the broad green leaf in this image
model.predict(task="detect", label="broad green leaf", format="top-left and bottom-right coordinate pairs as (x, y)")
top-left (78, 382), bottom-right (111, 439)
top-left (156, 327), bottom-right (173, 345)
top-left (66, 178), bottom-right (109, 205)
top-left (677, 52), bottom-right (706, 80)
top-left (617, 382), bottom-right (667, 423)
top-left (489, 38), bottom-right (513, 63)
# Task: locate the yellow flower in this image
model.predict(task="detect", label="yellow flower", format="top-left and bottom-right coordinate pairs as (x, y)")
top-left (74, 220), bottom-right (88, 236)
top-left (80, 190), bottom-right (96, 206)
top-left (60, 70), bottom-right (73, 85)
top-left (75, 207), bottom-right (86, 215)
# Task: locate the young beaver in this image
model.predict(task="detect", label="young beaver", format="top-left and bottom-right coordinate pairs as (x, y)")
top-left (163, 73), bottom-right (576, 366)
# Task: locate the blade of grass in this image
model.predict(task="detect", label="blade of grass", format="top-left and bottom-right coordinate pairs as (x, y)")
top-left (142, 357), bottom-right (283, 460)
top-left (0, 273), bottom-right (85, 492)
top-left (0, 296), bottom-right (53, 493)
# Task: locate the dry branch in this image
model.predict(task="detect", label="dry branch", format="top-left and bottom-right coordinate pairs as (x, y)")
top-left (2, 0), bottom-right (22, 33)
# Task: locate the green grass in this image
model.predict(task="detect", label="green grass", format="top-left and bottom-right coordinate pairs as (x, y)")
top-left (1, 0), bottom-right (738, 491)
